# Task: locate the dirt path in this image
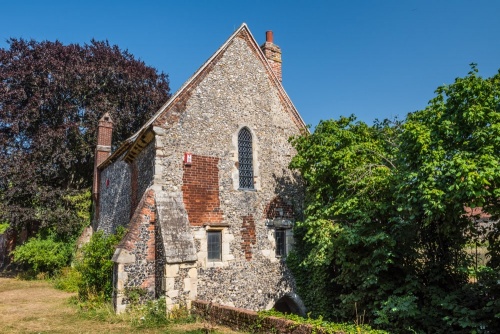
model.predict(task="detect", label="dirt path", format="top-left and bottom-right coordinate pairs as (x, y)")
top-left (0, 277), bottom-right (240, 333)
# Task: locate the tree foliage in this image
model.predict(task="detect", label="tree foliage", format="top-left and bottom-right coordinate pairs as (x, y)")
top-left (288, 116), bottom-right (405, 324)
top-left (289, 65), bottom-right (500, 333)
top-left (0, 38), bottom-right (170, 236)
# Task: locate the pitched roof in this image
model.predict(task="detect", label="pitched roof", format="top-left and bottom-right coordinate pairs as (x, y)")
top-left (99, 23), bottom-right (307, 168)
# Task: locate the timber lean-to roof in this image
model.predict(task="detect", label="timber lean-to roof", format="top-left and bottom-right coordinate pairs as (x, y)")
top-left (99, 23), bottom-right (307, 170)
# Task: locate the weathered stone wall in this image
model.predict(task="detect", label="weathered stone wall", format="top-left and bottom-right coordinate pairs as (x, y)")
top-left (152, 31), bottom-right (304, 311)
top-left (98, 141), bottom-right (154, 235)
top-left (163, 262), bottom-right (197, 309)
top-left (135, 141), bottom-right (155, 209)
top-left (122, 190), bottom-right (156, 291)
top-left (112, 189), bottom-right (156, 313)
top-left (154, 223), bottom-right (166, 298)
top-left (98, 157), bottom-right (131, 234)
top-left (154, 189), bottom-right (198, 310)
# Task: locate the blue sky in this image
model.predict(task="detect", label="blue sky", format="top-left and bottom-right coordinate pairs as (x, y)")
top-left (1, 1), bottom-right (499, 128)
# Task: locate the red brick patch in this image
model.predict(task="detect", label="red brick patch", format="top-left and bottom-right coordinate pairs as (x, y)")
top-left (182, 155), bottom-right (223, 226)
top-left (241, 215), bottom-right (256, 260)
top-left (264, 196), bottom-right (294, 219)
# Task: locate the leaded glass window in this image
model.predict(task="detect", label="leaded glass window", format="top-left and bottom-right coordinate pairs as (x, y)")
top-left (238, 127), bottom-right (254, 189)
top-left (207, 231), bottom-right (221, 261)
top-left (275, 229), bottom-right (286, 257)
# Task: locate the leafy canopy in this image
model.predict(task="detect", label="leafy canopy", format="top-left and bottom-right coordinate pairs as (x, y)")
top-left (289, 65), bottom-right (500, 333)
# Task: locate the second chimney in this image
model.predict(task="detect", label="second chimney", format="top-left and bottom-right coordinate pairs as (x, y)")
top-left (92, 112), bottom-right (113, 215)
top-left (260, 31), bottom-right (282, 82)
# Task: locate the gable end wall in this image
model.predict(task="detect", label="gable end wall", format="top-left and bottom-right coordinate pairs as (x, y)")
top-left (153, 33), bottom-right (304, 311)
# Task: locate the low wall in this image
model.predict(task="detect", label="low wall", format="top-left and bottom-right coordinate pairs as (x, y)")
top-left (192, 300), bottom-right (339, 334)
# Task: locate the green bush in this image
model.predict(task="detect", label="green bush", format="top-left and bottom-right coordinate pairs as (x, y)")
top-left (259, 309), bottom-right (388, 334)
top-left (12, 235), bottom-right (73, 276)
top-left (76, 227), bottom-right (126, 302)
top-left (54, 266), bottom-right (82, 292)
top-left (130, 297), bottom-right (172, 328)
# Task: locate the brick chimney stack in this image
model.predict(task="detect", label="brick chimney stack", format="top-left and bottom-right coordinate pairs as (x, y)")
top-left (92, 113), bottom-right (113, 215)
top-left (260, 31), bottom-right (282, 82)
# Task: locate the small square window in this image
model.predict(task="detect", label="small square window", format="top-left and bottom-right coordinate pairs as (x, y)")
top-left (207, 231), bottom-right (222, 261)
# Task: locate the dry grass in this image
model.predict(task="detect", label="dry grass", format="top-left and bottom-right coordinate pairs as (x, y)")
top-left (0, 277), bottom-right (241, 333)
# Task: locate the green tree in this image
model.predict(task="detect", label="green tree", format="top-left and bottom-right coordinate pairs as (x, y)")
top-left (288, 116), bottom-right (403, 322)
top-left (289, 65), bottom-right (500, 333)
top-left (396, 64), bottom-right (500, 331)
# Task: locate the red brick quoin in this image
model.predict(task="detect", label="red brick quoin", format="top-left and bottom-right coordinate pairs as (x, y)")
top-left (117, 189), bottom-right (156, 289)
top-left (182, 154), bottom-right (223, 226)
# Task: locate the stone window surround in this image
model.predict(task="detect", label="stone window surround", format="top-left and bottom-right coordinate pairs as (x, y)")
top-left (193, 225), bottom-right (235, 268)
top-left (231, 125), bottom-right (260, 191)
top-left (273, 227), bottom-right (294, 259)
top-left (207, 230), bottom-right (222, 261)
top-left (275, 229), bottom-right (286, 257)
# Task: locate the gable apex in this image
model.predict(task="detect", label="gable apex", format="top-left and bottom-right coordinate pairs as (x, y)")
top-left (100, 24), bottom-right (307, 168)
top-left (131, 23), bottom-right (305, 136)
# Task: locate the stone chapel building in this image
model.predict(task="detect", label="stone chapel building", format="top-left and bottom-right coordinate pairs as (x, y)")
top-left (92, 23), bottom-right (307, 314)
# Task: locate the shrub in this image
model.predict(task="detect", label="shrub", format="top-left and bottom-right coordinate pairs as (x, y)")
top-left (76, 227), bottom-right (125, 302)
top-left (258, 309), bottom-right (388, 334)
top-left (54, 266), bottom-right (82, 292)
top-left (130, 298), bottom-right (171, 328)
top-left (12, 234), bottom-right (73, 276)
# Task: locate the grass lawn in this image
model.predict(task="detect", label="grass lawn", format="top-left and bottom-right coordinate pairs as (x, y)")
top-left (0, 277), bottom-right (241, 333)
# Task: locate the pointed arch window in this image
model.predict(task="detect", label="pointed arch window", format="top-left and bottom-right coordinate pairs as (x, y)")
top-left (238, 127), bottom-right (254, 189)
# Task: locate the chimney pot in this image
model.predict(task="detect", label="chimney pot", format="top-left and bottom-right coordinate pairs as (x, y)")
top-left (266, 31), bottom-right (273, 43)
top-left (261, 30), bottom-right (282, 82)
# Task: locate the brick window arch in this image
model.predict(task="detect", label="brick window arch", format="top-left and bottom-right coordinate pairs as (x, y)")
top-left (238, 127), bottom-right (254, 189)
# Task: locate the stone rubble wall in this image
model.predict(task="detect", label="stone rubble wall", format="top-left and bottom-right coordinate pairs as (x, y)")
top-left (152, 31), bottom-right (304, 311)
top-left (112, 189), bottom-right (156, 313)
top-left (135, 141), bottom-right (155, 209)
top-left (154, 221), bottom-right (166, 298)
top-left (98, 141), bottom-right (155, 235)
top-left (163, 262), bottom-right (198, 310)
top-left (121, 190), bottom-right (156, 290)
top-left (97, 156), bottom-right (131, 234)
top-left (98, 142), bottom-right (157, 313)
top-left (154, 189), bottom-right (198, 310)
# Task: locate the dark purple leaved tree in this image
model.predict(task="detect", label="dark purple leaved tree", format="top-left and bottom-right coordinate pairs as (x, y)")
top-left (0, 39), bottom-right (170, 237)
